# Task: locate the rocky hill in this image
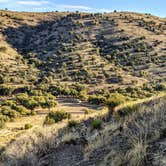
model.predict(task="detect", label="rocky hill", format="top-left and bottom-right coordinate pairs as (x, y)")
top-left (0, 11), bottom-right (165, 90)
top-left (0, 10), bottom-right (166, 166)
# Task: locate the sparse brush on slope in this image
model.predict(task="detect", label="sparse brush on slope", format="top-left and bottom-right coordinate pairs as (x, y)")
top-left (0, 10), bottom-right (165, 166)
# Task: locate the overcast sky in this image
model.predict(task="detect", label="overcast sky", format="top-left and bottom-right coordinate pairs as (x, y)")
top-left (0, 0), bottom-right (165, 17)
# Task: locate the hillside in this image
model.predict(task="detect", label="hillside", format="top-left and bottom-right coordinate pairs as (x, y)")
top-left (0, 10), bottom-right (166, 166)
top-left (0, 11), bottom-right (166, 89)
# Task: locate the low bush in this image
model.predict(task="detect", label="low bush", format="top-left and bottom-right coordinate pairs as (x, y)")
top-left (44, 110), bottom-right (71, 125)
top-left (24, 123), bottom-right (33, 130)
top-left (16, 92), bottom-right (57, 111)
top-left (68, 120), bottom-right (78, 128)
top-left (0, 85), bottom-right (14, 96)
top-left (88, 95), bottom-right (106, 105)
top-left (0, 106), bottom-right (19, 119)
top-left (2, 100), bottom-right (17, 108)
top-left (14, 106), bottom-right (31, 115)
top-left (155, 84), bottom-right (166, 91)
top-left (16, 93), bottom-right (39, 110)
top-left (107, 93), bottom-right (126, 108)
top-left (91, 119), bottom-right (102, 129)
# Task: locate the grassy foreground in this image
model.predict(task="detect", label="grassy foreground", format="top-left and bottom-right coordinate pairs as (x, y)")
top-left (0, 93), bottom-right (165, 166)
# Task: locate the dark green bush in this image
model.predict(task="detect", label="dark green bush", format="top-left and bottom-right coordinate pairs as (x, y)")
top-left (0, 106), bottom-right (19, 119)
top-left (16, 94), bottom-right (38, 110)
top-left (0, 85), bottom-right (13, 96)
top-left (88, 95), bottom-right (106, 105)
top-left (16, 92), bottom-right (57, 111)
top-left (44, 110), bottom-right (71, 125)
top-left (2, 100), bottom-right (16, 108)
top-left (24, 123), bottom-right (33, 130)
top-left (14, 106), bottom-right (31, 115)
top-left (155, 84), bottom-right (166, 91)
top-left (68, 120), bottom-right (78, 128)
top-left (91, 119), bottom-right (102, 129)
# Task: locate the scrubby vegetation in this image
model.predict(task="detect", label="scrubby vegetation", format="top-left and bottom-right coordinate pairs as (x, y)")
top-left (0, 89), bottom-right (57, 127)
top-left (1, 95), bottom-right (165, 166)
top-left (67, 120), bottom-right (79, 128)
top-left (91, 119), bottom-right (102, 129)
top-left (24, 123), bottom-right (33, 130)
top-left (44, 110), bottom-right (71, 125)
top-left (0, 10), bottom-right (165, 165)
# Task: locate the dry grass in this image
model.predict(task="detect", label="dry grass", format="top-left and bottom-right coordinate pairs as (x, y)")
top-left (0, 95), bottom-right (165, 166)
top-left (0, 10), bottom-right (165, 165)
top-left (0, 115), bottom-right (46, 150)
top-left (0, 107), bottom-right (109, 165)
top-left (0, 100), bottom-right (105, 150)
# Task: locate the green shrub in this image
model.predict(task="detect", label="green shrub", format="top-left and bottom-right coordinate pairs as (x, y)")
top-left (68, 120), bottom-right (78, 128)
top-left (44, 110), bottom-right (71, 125)
top-left (24, 123), bottom-right (33, 130)
top-left (79, 90), bottom-right (88, 100)
top-left (44, 118), bottom-right (55, 125)
top-left (0, 106), bottom-right (19, 119)
top-left (16, 93), bottom-right (57, 110)
top-left (14, 106), bottom-right (31, 115)
top-left (44, 99), bottom-right (57, 110)
top-left (107, 93), bottom-right (126, 108)
top-left (0, 115), bottom-right (10, 122)
top-left (2, 100), bottom-right (16, 108)
top-left (88, 95), bottom-right (106, 105)
top-left (0, 85), bottom-right (13, 96)
top-left (30, 110), bottom-right (37, 115)
top-left (16, 94), bottom-right (38, 110)
top-left (33, 96), bottom-right (46, 107)
top-left (91, 119), bottom-right (102, 129)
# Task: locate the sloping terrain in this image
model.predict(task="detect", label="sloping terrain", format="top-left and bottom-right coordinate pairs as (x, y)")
top-left (0, 11), bottom-right (166, 88)
top-left (1, 95), bottom-right (166, 166)
top-left (0, 10), bottom-right (166, 166)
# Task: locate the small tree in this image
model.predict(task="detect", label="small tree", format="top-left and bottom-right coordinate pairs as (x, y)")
top-left (45, 99), bottom-right (57, 112)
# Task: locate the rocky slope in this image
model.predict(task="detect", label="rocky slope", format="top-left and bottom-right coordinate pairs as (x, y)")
top-left (0, 11), bottom-right (166, 89)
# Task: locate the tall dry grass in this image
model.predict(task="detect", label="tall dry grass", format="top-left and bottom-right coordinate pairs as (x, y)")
top-left (0, 96), bottom-right (166, 166)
